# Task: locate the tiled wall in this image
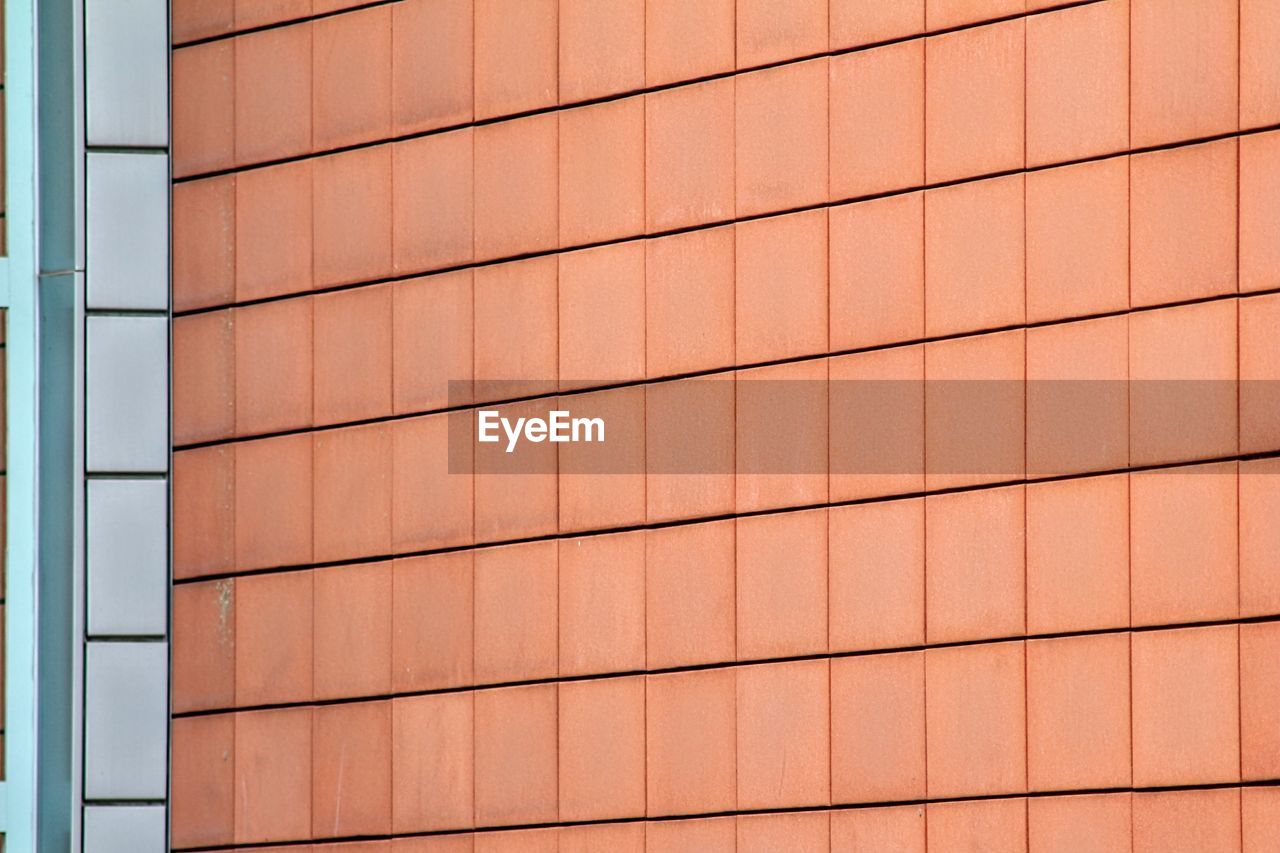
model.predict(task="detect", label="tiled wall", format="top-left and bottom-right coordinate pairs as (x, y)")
top-left (169, 0), bottom-right (1280, 850)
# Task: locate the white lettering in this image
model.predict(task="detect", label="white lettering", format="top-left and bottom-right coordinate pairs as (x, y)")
top-left (478, 409), bottom-right (606, 452)
top-left (501, 416), bottom-right (526, 453)
top-left (478, 410), bottom-right (500, 442)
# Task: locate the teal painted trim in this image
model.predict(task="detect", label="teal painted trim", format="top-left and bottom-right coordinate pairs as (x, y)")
top-left (6, 0), bottom-right (46, 848)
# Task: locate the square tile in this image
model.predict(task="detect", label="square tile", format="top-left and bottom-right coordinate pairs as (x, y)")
top-left (313, 284), bottom-right (393, 426)
top-left (646, 669), bottom-right (737, 816)
top-left (831, 652), bottom-right (926, 802)
top-left (1133, 789), bottom-right (1241, 853)
top-left (473, 256), bottom-right (559, 401)
top-left (1243, 787), bottom-right (1280, 853)
top-left (234, 708), bottom-right (313, 843)
top-left (234, 434), bottom-right (313, 571)
top-left (738, 812), bottom-right (830, 853)
top-left (735, 59), bottom-right (829, 216)
top-left (645, 521), bottom-right (736, 669)
top-left (173, 41), bottom-right (234, 176)
top-left (313, 424), bottom-right (393, 563)
top-left (927, 799), bottom-right (1027, 853)
top-left (391, 413), bottom-right (474, 551)
top-left (171, 715), bottom-right (234, 848)
top-left (474, 684), bottom-right (559, 826)
top-left (828, 498), bottom-right (925, 652)
top-left (235, 571), bottom-right (313, 706)
top-left (1241, 293), bottom-right (1280, 453)
top-left (1131, 625), bottom-right (1240, 787)
top-left (391, 693), bottom-right (474, 832)
top-left (312, 701), bottom-right (392, 836)
top-left (173, 579), bottom-right (236, 713)
top-left (474, 114), bottom-right (559, 259)
top-left (235, 23), bottom-right (312, 164)
top-left (645, 79), bottom-right (735, 231)
top-left (927, 0), bottom-right (1022, 29)
top-left (829, 192), bottom-right (924, 350)
top-left (830, 806), bottom-right (925, 853)
top-left (829, 346), bottom-right (925, 501)
top-left (173, 176), bottom-right (235, 311)
top-left (559, 532), bottom-right (646, 677)
top-left (1241, 458), bottom-right (1280, 617)
top-left (737, 509), bottom-right (828, 659)
top-left (473, 541), bottom-right (558, 683)
top-left (392, 270), bottom-right (474, 414)
top-left (646, 375), bottom-right (736, 522)
top-left (736, 0), bottom-right (828, 67)
top-left (829, 0), bottom-right (923, 49)
top-left (736, 209), bottom-right (828, 364)
top-left (736, 659), bottom-right (831, 809)
top-left (474, 0), bottom-right (557, 119)
top-left (645, 0), bottom-right (735, 86)
top-left (314, 146), bottom-right (393, 287)
top-left (1130, 462), bottom-right (1238, 626)
top-left (547, 391), bottom-right (641, 534)
top-left (313, 563), bottom-right (392, 700)
top-left (736, 359), bottom-right (828, 512)
top-left (646, 225), bottom-right (735, 378)
top-left (561, 824), bottom-right (645, 853)
top-left (1028, 793), bottom-right (1132, 853)
top-left (926, 641), bottom-right (1027, 798)
top-left (173, 312), bottom-right (235, 445)
top-left (234, 297), bottom-right (313, 436)
top-left (473, 399), bottom-right (560, 541)
top-left (559, 97), bottom-right (645, 245)
top-left (1242, 0), bottom-right (1280, 127)
top-left (392, 129), bottom-right (474, 275)
top-left (312, 6), bottom-right (392, 149)
top-left (646, 817), bottom-right (736, 853)
top-left (1241, 118), bottom-right (1280, 292)
top-left (173, 446), bottom-right (235, 580)
top-left (559, 241), bottom-right (645, 387)
top-left (391, 0), bottom-right (473, 134)
top-left (829, 42), bottom-right (924, 199)
top-left (559, 677), bottom-right (646, 820)
top-left (1241, 622), bottom-right (1280, 780)
top-left (559, 0), bottom-right (643, 102)
top-left (235, 160), bottom-right (313, 302)
top-left (392, 553), bottom-right (473, 692)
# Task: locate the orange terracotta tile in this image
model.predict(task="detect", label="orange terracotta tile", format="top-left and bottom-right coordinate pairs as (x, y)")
top-left (474, 684), bottom-right (559, 826)
top-left (645, 375), bottom-right (736, 522)
top-left (474, 114), bottom-right (559, 260)
top-left (738, 812), bottom-right (830, 853)
top-left (924, 173), bottom-right (1025, 338)
top-left (235, 0), bottom-right (308, 29)
top-left (737, 509), bottom-right (828, 659)
top-left (1028, 793), bottom-right (1132, 853)
top-left (558, 532), bottom-right (646, 677)
top-left (1241, 458), bottom-right (1280, 618)
top-left (314, 146), bottom-right (394, 286)
top-left (475, 829), bottom-right (557, 853)
top-left (173, 579), bottom-right (236, 714)
top-left (313, 563), bottom-right (392, 700)
top-left (830, 193), bottom-right (923, 352)
top-left (646, 817), bottom-right (737, 853)
top-left (646, 669), bottom-right (737, 816)
top-left (735, 59), bottom-right (829, 216)
top-left (737, 0), bottom-right (827, 68)
top-left (831, 651), bottom-right (925, 802)
top-left (829, 345), bottom-right (926, 500)
top-left (1131, 0), bottom-right (1238, 148)
top-left (391, 0), bottom-right (473, 134)
top-left (927, 799), bottom-right (1027, 853)
top-left (559, 0), bottom-right (644, 103)
top-left (391, 553), bottom-right (473, 692)
top-left (235, 708), bottom-right (313, 844)
top-left (736, 359), bottom-right (828, 511)
top-left (561, 824), bottom-right (644, 853)
top-left (1025, 157), bottom-right (1129, 323)
top-left (1243, 0), bottom-right (1280, 127)
top-left (736, 660), bottom-right (830, 809)
top-left (558, 388), bottom-right (646, 530)
top-left (1130, 139), bottom-right (1238, 307)
top-left (235, 570), bottom-right (313, 706)
top-left (313, 7), bottom-right (391, 149)
top-left (559, 677), bottom-right (647, 820)
top-left (1243, 787), bottom-right (1280, 853)
top-left (829, 42), bottom-right (924, 199)
top-left (173, 176), bottom-right (235, 311)
top-left (830, 0), bottom-right (923, 48)
top-left (926, 641), bottom-right (1027, 798)
top-left (829, 499), bottom-right (924, 652)
top-left (1026, 474), bottom-right (1129, 634)
top-left (313, 284), bottom-right (392, 425)
top-left (173, 42), bottom-right (234, 177)
top-left (646, 225), bottom-right (735, 378)
top-left (925, 330), bottom-right (1026, 490)
top-left (391, 692), bottom-right (474, 833)
top-left (313, 424), bottom-right (393, 562)
top-left (1133, 789), bottom-right (1242, 853)
top-left (473, 398), bottom-right (560, 541)
top-left (1242, 131), bottom-right (1280, 289)
top-left (234, 434), bottom-right (314, 571)
top-left (312, 701), bottom-right (392, 837)
top-left (392, 129), bottom-right (475, 275)
top-left (1027, 315), bottom-right (1129, 476)
top-left (173, 0), bottom-right (233, 42)
top-left (645, 520), bottom-right (736, 669)
top-left (1130, 462), bottom-right (1239, 626)
top-left (473, 541), bottom-right (558, 683)
top-left (559, 241), bottom-right (645, 388)
top-left (174, 446), bottom-right (235, 580)
top-left (473, 0), bottom-right (557, 119)
top-left (736, 209), bottom-right (828, 364)
top-left (233, 298), bottom-right (312, 436)
top-left (1129, 300), bottom-right (1238, 466)
top-left (1241, 293), bottom-right (1280, 453)
top-left (558, 97), bottom-right (645, 247)
top-left (392, 271), bottom-right (473, 413)
top-left (1027, 634), bottom-right (1131, 791)
top-left (645, 78), bottom-right (735, 232)
top-left (235, 160), bottom-right (313, 302)
top-left (235, 23), bottom-right (312, 165)
top-left (174, 312), bottom-right (235, 445)
top-left (925, 19), bottom-right (1024, 183)
top-left (1131, 625), bottom-right (1241, 787)
top-left (1242, 622), bottom-right (1280, 780)
top-left (925, 485), bottom-right (1025, 644)
top-left (391, 413), bottom-right (474, 552)
top-left (833, 809), bottom-right (928, 853)
top-left (171, 715), bottom-right (235, 849)
top-left (1026, 0), bottom-right (1128, 166)
top-left (645, 0), bottom-right (735, 86)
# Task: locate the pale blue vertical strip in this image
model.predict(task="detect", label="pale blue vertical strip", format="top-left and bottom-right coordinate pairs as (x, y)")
top-left (4, 0), bottom-right (44, 848)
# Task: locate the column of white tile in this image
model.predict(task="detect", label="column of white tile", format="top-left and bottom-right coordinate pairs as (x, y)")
top-left (82, 1), bottom-right (171, 851)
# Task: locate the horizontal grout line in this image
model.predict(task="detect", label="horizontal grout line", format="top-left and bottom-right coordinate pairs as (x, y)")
top-left (173, 0), bottom-right (403, 49)
top-left (172, 284), bottom-right (1280, 453)
top-left (171, 0), bottom-right (1106, 183)
top-left (85, 309), bottom-right (171, 318)
top-left (86, 146), bottom-right (169, 156)
top-left (174, 779), bottom-right (1280, 851)
top-left (171, 121), bottom-right (1280, 328)
top-left (172, 445), bottom-right (1280, 589)
top-left (85, 635), bottom-right (168, 643)
top-left (85, 472), bottom-right (169, 481)
top-left (172, 601), bottom-right (1280, 719)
